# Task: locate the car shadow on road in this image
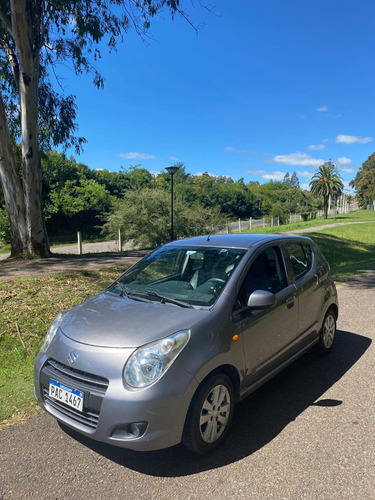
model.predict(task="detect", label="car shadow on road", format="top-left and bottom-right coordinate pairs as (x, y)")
top-left (60, 329), bottom-right (371, 476)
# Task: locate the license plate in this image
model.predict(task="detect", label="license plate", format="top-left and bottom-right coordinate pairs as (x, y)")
top-left (49, 379), bottom-right (84, 412)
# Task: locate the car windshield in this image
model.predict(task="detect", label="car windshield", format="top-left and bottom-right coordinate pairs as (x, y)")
top-left (109, 245), bottom-right (247, 307)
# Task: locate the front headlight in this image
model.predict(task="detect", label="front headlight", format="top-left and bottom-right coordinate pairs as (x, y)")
top-left (42, 311), bottom-right (68, 353)
top-left (124, 330), bottom-right (190, 389)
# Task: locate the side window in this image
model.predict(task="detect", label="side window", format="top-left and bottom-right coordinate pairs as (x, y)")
top-left (286, 243), bottom-right (312, 280)
top-left (236, 246), bottom-right (287, 308)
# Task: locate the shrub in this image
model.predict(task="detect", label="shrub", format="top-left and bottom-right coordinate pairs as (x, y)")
top-left (0, 207), bottom-right (10, 243)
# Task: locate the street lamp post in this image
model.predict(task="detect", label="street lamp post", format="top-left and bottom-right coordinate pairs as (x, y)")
top-left (165, 165), bottom-right (179, 241)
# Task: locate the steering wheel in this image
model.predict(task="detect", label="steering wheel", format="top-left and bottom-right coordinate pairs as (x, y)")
top-left (207, 278), bottom-right (225, 285)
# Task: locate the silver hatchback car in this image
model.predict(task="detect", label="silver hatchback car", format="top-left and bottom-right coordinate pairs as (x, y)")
top-left (34, 234), bottom-right (338, 454)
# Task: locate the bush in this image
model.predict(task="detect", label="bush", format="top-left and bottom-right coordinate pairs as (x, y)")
top-left (300, 212), bottom-right (317, 221)
top-left (103, 189), bottom-right (224, 248)
top-left (0, 207), bottom-right (10, 243)
top-left (269, 204), bottom-right (289, 225)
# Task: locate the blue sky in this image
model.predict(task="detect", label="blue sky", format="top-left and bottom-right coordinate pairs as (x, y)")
top-left (59, 0), bottom-right (375, 192)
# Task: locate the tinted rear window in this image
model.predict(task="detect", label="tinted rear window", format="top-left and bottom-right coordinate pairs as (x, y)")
top-left (286, 243), bottom-right (313, 279)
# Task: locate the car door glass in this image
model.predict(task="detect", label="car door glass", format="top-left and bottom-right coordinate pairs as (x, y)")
top-left (286, 243), bottom-right (312, 280)
top-left (236, 246), bottom-right (287, 309)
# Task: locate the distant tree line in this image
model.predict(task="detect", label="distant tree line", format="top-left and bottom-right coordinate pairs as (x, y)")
top-left (0, 149), bottom-right (365, 248)
top-left (0, 150), bottom-right (324, 247)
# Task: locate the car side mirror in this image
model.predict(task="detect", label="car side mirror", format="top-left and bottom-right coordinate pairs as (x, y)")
top-left (247, 290), bottom-right (276, 309)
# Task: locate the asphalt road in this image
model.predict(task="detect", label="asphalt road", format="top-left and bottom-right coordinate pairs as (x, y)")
top-left (0, 272), bottom-right (374, 499)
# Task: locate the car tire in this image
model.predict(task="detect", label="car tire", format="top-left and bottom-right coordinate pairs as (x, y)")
top-left (317, 308), bottom-right (337, 354)
top-left (182, 373), bottom-right (235, 454)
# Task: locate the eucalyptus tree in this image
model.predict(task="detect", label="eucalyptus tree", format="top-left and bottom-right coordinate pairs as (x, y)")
top-left (0, 0), bottom-right (195, 257)
top-left (309, 161), bottom-right (344, 219)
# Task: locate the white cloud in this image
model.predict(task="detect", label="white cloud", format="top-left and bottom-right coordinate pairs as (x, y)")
top-left (322, 138), bottom-right (330, 143)
top-left (193, 171), bottom-right (217, 178)
top-left (335, 135), bottom-right (373, 144)
top-left (341, 167), bottom-right (355, 173)
top-left (118, 152), bottom-right (157, 160)
top-left (307, 144), bottom-right (325, 151)
top-left (301, 183), bottom-right (310, 191)
top-left (271, 152), bottom-right (324, 167)
top-left (262, 171), bottom-right (285, 181)
top-left (336, 157), bottom-right (352, 166)
top-left (247, 169), bottom-right (286, 181)
top-left (317, 105), bottom-right (328, 112)
top-left (296, 171), bottom-right (314, 179)
top-left (169, 156), bottom-right (179, 162)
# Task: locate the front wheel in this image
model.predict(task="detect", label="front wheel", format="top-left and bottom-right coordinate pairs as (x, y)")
top-left (182, 374), bottom-right (235, 454)
top-left (317, 308), bottom-right (337, 354)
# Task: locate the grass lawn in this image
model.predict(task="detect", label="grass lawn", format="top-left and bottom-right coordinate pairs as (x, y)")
top-left (1, 209), bottom-right (375, 428)
top-left (240, 208), bottom-right (375, 234)
top-left (0, 267), bottom-right (125, 428)
top-left (308, 223), bottom-right (375, 281)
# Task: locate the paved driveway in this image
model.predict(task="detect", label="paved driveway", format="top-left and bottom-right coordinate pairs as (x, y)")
top-left (0, 272), bottom-right (374, 499)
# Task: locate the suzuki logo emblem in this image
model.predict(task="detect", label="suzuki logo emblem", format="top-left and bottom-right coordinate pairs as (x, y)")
top-left (67, 351), bottom-right (78, 365)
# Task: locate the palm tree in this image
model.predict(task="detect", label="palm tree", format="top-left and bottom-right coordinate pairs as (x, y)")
top-left (310, 162), bottom-right (344, 219)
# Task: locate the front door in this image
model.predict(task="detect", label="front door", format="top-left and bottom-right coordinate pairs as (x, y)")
top-left (233, 245), bottom-right (299, 388)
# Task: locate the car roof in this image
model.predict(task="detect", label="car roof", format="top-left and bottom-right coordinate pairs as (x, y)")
top-left (166, 233), bottom-right (310, 250)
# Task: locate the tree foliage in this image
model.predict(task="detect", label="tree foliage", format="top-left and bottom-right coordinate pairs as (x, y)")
top-left (0, 0), bottom-right (197, 257)
top-left (103, 189), bottom-right (223, 248)
top-left (309, 162), bottom-right (344, 219)
top-left (350, 153), bottom-right (375, 208)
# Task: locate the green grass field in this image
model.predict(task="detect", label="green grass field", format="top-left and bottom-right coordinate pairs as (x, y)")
top-left (0, 209), bottom-right (375, 428)
top-left (309, 224), bottom-right (375, 280)
top-left (0, 268), bottom-right (124, 427)
top-left (240, 208), bottom-right (375, 234)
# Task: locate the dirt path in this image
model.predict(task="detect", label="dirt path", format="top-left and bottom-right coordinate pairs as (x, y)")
top-left (0, 251), bottom-right (148, 281)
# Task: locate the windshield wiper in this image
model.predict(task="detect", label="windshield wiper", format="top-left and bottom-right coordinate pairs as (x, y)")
top-left (112, 282), bottom-right (150, 303)
top-left (132, 290), bottom-right (194, 308)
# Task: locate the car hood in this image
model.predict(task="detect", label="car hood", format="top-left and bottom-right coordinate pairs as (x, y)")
top-left (60, 292), bottom-right (208, 348)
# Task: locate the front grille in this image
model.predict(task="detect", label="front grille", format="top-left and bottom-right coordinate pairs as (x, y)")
top-left (44, 359), bottom-right (109, 394)
top-left (41, 359), bottom-right (109, 431)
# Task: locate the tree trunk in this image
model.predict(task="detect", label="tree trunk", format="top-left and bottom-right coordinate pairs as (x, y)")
top-left (0, 94), bottom-right (28, 255)
top-left (323, 195), bottom-right (328, 219)
top-left (19, 60), bottom-right (50, 256)
top-left (10, 0), bottom-right (51, 257)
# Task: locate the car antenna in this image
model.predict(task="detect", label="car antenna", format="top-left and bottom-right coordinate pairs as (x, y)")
top-left (206, 233), bottom-right (211, 241)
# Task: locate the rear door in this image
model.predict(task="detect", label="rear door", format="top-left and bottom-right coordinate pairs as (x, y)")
top-left (282, 240), bottom-right (325, 340)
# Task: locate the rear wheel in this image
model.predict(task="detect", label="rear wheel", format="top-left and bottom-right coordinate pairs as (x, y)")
top-left (317, 308), bottom-right (337, 354)
top-left (182, 374), bottom-right (235, 454)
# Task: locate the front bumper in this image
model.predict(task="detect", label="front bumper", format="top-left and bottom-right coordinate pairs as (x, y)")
top-left (34, 331), bottom-right (198, 451)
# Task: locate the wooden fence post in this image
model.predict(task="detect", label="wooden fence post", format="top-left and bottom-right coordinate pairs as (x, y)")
top-left (77, 231), bottom-right (82, 255)
top-left (118, 229), bottom-right (122, 252)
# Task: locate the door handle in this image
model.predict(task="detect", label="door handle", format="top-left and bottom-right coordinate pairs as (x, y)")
top-left (286, 295), bottom-right (296, 306)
